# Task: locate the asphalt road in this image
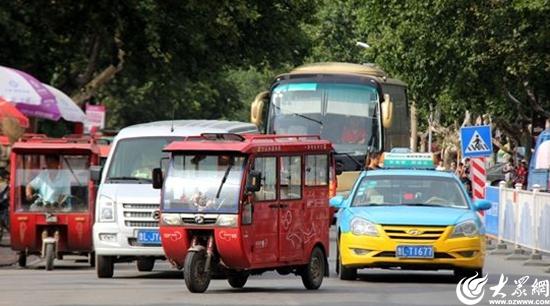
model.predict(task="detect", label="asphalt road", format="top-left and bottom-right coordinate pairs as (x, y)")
top-left (1, 231), bottom-right (549, 306)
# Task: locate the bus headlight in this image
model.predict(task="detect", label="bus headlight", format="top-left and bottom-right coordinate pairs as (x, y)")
top-left (351, 218), bottom-right (379, 236)
top-left (450, 220), bottom-right (479, 238)
top-left (216, 215), bottom-right (237, 227)
top-left (98, 195), bottom-right (115, 223)
top-left (162, 214), bottom-right (182, 226)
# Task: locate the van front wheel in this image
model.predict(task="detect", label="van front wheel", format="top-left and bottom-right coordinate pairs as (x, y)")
top-left (97, 255), bottom-right (114, 278)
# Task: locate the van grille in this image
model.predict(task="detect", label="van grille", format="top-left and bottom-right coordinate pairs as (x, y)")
top-left (122, 203), bottom-right (159, 229)
top-left (125, 221), bottom-right (158, 228)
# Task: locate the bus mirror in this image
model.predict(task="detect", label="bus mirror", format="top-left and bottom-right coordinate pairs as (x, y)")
top-left (246, 170), bottom-right (262, 193)
top-left (90, 166), bottom-right (102, 183)
top-left (251, 91), bottom-right (269, 126)
top-left (152, 168), bottom-right (163, 189)
top-left (382, 93), bottom-right (394, 129)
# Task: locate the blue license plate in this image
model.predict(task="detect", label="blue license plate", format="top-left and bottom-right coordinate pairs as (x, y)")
top-left (137, 230), bottom-right (161, 245)
top-left (396, 245), bottom-right (434, 258)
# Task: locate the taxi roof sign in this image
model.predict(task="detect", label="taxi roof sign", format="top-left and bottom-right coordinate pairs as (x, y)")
top-left (382, 152), bottom-right (435, 169)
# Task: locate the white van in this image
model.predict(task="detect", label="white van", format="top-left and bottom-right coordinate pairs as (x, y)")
top-left (93, 120), bottom-right (258, 278)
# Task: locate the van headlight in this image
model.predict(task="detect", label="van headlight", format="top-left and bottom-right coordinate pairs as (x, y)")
top-left (450, 220), bottom-right (479, 238)
top-left (350, 218), bottom-right (379, 236)
top-left (98, 195), bottom-right (115, 222)
top-left (216, 215), bottom-right (237, 227)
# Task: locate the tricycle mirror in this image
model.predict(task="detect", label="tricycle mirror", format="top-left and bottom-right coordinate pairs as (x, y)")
top-left (473, 199), bottom-right (491, 211)
top-left (152, 168), bottom-right (163, 189)
top-left (246, 170), bottom-right (262, 193)
top-left (329, 195), bottom-right (345, 208)
top-left (90, 166), bottom-right (102, 183)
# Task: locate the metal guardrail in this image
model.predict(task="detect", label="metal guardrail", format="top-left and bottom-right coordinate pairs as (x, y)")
top-left (485, 183), bottom-right (550, 259)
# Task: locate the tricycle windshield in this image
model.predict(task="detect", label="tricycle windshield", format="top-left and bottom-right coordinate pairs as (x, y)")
top-left (15, 154), bottom-right (91, 212)
top-left (162, 153), bottom-right (246, 213)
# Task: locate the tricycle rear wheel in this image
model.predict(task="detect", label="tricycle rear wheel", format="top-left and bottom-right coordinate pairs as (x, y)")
top-left (45, 243), bottom-right (55, 271)
top-left (227, 272), bottom-right (249, 288)
top-left (96, 255), bottom-right (114, 278)
top-left (137, 258), bottom-right (155, 272)
top-left (184, 251), bottom-right (210, 293)
top-left (18, 251), bottom-right (27, 268)
top-left (301, 246), bottom-right (325, 290)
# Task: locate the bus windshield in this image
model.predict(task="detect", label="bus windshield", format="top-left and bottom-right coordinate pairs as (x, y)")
top-left (162, 153), bottom-right (246, 213)
top-left (268, 82), bottom-right (380, 155)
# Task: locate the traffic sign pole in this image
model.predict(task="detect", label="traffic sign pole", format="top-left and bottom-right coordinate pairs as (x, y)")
top-left (471, 157), bottom-right (486, 200)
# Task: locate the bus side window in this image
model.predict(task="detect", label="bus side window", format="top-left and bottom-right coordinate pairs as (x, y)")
top-left (280, 156), bottom-right (302, 200)
top-left (253, 157), bottom-right (276, 201)
top-left (305, 154), bottom-right (329, 186)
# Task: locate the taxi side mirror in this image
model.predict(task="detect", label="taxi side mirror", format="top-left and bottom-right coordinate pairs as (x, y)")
top-left (152, 168), bottom-right (163, 189)
top-left (473, 199), bottom-right (491, 211)
top-left (90, 166), bottom-right (102, 183)
top-left (329, 195), bottom-right (345, 208)
top-left (246, 170), bottom-right (262, 193)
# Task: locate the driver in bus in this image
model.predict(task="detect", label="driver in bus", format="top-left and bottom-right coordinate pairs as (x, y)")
top-left (340, 117), bottom-right (367, 144)
top-left (25, 155), bottom-right (71, 211)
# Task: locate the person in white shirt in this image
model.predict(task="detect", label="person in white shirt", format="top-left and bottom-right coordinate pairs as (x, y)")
top-left (25, 155), bottom-right (71, 210)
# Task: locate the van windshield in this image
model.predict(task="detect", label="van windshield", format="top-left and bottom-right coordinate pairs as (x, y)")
top-left (106, 137), bottom-right (178, 184)
top-left (162, 153), bottom-right (246, 213)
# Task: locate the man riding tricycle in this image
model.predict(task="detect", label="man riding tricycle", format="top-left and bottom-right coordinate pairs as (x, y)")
top-left (154, 133), bottom-right (336, 293)
top-left (9, 135), bottom-right (100, 270)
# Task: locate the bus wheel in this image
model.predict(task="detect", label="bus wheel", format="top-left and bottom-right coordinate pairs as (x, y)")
top-left (227, 272), bottom-right (249, 288)
top-left (45, 243), bottom-right (55, 271)
top-left (184, 251), bottom-right (211, 293)
top-left (137, 258), bottom-right (155, 272)
top-left (301, 247), bottom-right (325, 290)
top-left (97, 255), bottom-right (114, 278)
top-left (18, 251), bottom-right (27, 268)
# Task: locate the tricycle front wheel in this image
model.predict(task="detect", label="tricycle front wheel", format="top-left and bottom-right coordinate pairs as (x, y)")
top-left (45, 243), bottom-right (55, 271)
top-left (183, 251), bottom-right (211, 293)
top-left (18, 251), bottom-right (27, 268)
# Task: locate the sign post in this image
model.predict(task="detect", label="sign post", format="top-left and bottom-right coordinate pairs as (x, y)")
top-left (460, 125), bottom-right (493, 200)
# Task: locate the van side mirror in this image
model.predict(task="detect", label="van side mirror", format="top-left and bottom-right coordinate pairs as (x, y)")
top-left (381, 93), bottom-right (394, 129)
top-left (246, 170), bottom-right (262, 193)
top-left (90, 166), bottom-right (102, 183)
top-left (152, 168), bottom-right (163, 189)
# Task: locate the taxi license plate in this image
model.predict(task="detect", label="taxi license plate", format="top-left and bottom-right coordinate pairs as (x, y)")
top-left (396, 245), bottom-right (434, 258)
top-left (137, 230), bottom-right (161, 245)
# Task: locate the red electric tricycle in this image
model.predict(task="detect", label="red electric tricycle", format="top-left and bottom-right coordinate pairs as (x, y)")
top-left (9, 135), bottom-right (100, 270)
top-left (154, 133), bottom-right (336, 292)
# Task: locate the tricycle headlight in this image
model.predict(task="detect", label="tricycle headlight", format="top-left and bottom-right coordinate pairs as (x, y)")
top-left (162, 214), bottom-right (182, 226)
top-left (450, 220), bottom-right (479, 238)
top-left (98, 195), bottom-right (115, 223)
top-left (216, 215), bottom-right (237, 227)
top-left (351, 218), bottom-right (379, 236)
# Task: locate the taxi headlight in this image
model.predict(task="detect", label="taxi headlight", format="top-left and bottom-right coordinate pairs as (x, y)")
top-left (216, 215), bottom-right (237, 227)
top-left (450, 220), bottom-right (479, 238)
top-left (98, 195), bottom-right (115, 223)
top-left (162, 214), bottom-right (182, 226)
top-left (351, 218), bottom-right (379, 236)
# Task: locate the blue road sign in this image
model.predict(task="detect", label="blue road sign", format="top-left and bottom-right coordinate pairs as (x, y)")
top-left (460, 125), bottom-right (493, 158)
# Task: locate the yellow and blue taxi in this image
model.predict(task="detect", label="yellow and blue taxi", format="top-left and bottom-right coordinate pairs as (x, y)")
top-left (330, 153), bottom-right (491, 280)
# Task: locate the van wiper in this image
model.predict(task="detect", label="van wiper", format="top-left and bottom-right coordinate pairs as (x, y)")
top-left (107, 176), bottom-right (151, 183)
top-left (216, 164), bottom-right (233, 199)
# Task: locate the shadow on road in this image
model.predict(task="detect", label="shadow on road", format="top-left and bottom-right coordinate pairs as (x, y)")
top-left (356, 271), bottom-right (457, 284)
top-left (115, 270), bottom-right (184, 279)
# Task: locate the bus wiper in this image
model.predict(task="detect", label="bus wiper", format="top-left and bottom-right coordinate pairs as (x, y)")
top-left (273, 104), bottom-right (323, 126)
top-left (216, 164), bottom-right (233, 199)
top-left (335, 151), bottom-right (363, 169)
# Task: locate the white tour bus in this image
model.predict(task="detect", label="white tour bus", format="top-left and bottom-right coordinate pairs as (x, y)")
top-left (92, 120), bottom-right (258, 278)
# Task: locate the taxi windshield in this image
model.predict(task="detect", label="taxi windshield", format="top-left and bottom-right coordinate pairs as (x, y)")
top-left (162, 153), bottom-right (246, 213)
top-left (351, 175), bottom-right (468, 208)
top-left (15, 154), bottom-right (90, 212)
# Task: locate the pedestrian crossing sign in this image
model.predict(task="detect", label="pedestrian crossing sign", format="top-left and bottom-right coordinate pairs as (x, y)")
top-left (460, 125), bottom-right (493, 158)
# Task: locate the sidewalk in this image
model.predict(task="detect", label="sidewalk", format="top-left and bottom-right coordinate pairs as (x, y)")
top-left (0, 232), bottom-right (17, 267)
